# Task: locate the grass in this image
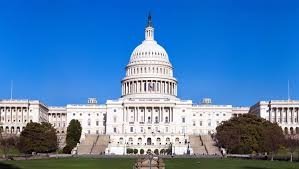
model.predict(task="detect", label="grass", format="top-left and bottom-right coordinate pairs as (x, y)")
top-left (0, 158), bottom-right (299, 169)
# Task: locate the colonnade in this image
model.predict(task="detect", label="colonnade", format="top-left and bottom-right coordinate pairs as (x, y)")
top-left (269, 107), bottom-right (299, 124)
top-left (123, 106), bottom-right (174, 124)
top-left (122, 80), bottom-right (177, 96)
top-left (0, 106), bottom-right (30, 134)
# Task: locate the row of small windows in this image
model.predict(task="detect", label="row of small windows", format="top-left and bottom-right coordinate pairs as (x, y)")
top-left (133, 51), bottom-right (166, 57)
top-left (87, 119), bottom-right (102, 126)
top-left (192, 120), bottom-right (220, 127)
top-left (0, 108), bottom-right (31, 113)
top-left (114, 126), bottom-right (170, 133)
top-left (127, 66), bottom-right (171, 76)
top-left (72, 112), bottom-right (102, 116)
top-left (192, 112), bottom-right (227, 117)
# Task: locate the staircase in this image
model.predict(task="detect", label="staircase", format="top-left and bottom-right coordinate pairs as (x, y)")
top-left (77, 134), bottom-right (99, 155)
top-left (189, 135), bottom-right (207, 155)
top-left (201, 135), bottom-right (221, 156)
top-left (90, 135), bottom-right (110, 155)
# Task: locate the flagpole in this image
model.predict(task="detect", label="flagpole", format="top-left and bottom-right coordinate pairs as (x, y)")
top-left (288, 80), bottom-right (290, 101)
top-left (10, 80), bottom-right (13, 100)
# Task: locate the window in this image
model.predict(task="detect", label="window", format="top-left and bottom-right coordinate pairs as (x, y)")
top-left (223, 113), bottom-right (226, 116)
top-left (96, 130), bottom-right (99, 134)
top-left (88, 119), bottom-right (91, 126)
top-left (88, 130), bottom-right (90, 134)
top-left (130, 127), bottom-right (134, 132)
top-left (113, 128), bottom-right (117, 133)
top-left (165, 117), bottom-right (169, 123)
top-left (80, 113), bottom-right (82, 116)
top-left (182, 117), bottom-right (185, 123)
top-left (216, 114), bottom-right (219, 116)
top-left (200, 121), bottom-right (203, 126)
top-left (165, 127), bottom-right (169, 133)
top-left (140, 127), bottom-right (143, 133)
top-left (113, 116), bottom-right (117, 123)
top-left (96, 121), bottom-right (99, 126)
top-left (73, 113), bottom-right (75, 116)
top-left (193, 121), bottom-right (196, 126)
top-left (114, 109), bottom-right (117, 112)
top-left (208, 119), bottom-right (211, 126)
top-left (148, 116), bottom-right (151, 123)
top-left (155, 116), bottom-right (158, 123)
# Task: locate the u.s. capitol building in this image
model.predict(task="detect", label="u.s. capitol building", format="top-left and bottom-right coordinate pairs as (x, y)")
top-left (0, 15), bottom-right (298, 155)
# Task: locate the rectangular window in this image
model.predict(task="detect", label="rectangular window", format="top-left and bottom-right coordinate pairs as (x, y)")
top-left (96, 121), bottom-right (99, 126)
top-left (193, 121), bottom-right (196, 126)
top-left (165, 127), bottom-right (168, 133)
top-left (200, 121), bottom-right (202, 126)
top-left (182, 117), bottom-right (185, 123)
top-left (140, 127), bottom-right (143, 133)
top-left (130, 127), bottom-right (133, 132)
top-left (96, 130), bottom-right (99, 134)
top-left (113, 127), bottom-right (117, 133)
top-left (208, 119), bottom-right (211, 126)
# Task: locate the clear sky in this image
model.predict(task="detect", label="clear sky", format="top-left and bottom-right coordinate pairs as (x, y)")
top-left (0, 0), bottom-right (298, 106)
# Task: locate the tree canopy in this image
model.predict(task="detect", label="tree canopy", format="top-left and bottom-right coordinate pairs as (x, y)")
top-left (63, 119), bottom-right (82, 154)
top-left (216, 114), bottom-right (284, 154)
top-left (18, 122), bottom-right (57, 154)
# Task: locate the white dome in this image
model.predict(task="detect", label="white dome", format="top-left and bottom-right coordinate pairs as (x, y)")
top-left (129, 40), bottom-right (171, 65)
top-left (121, 14), bottom-right (177, 99)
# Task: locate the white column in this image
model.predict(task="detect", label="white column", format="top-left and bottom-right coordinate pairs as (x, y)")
top-left (161, 107), bottom-right (164, 122)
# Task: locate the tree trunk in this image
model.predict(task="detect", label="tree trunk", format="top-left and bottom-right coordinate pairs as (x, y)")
top-left (271, 152), bottom-right (274, 161)
top-left (290, 153), bottom-right (293, 162)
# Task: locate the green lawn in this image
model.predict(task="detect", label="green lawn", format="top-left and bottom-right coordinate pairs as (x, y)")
top-left (1, 158), bottom-right (299, 169)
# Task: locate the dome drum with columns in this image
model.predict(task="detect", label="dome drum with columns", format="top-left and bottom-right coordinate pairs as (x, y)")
top-left (121, 14), bottom-right (178, 98)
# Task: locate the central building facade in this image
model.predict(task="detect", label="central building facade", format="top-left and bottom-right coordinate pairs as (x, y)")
top-left (103, 15), bottom-right (245, 155)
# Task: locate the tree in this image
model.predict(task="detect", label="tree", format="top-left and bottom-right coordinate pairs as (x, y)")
top-left (0, 136), bottom-right (18, 159)
top-left (18, 122), bottom-right (57, 154)
top-left (263, 121), bottom-right (285, 161)
top-left (63, 120), bottom-right (82, 154)
top-left (216, 114), bottom-right (284, 155)
top-left (285, 135), bottom-right (299, 162)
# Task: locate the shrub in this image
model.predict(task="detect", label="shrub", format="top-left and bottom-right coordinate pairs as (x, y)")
top-left (126, 148), bottom-right (133, 154)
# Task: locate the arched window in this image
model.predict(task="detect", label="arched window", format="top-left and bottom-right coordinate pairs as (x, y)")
top-left (155, 116), bottom-right (158, 123)
top-left (129, 137), bottom-right (133, 144)
top-left (284, 127), bottom-right (289, 135)
top-left (119, 137), bottom-right (124, 144)
top-left (166, 137), bottom-right (170, 142)
top-left (165, 117), bottom-right (169, 123)
top-left (290, 127), bottom-right (294, 135)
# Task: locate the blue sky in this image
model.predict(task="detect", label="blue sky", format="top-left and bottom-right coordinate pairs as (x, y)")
top-left (0, 0), bottom-right (298, 106)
